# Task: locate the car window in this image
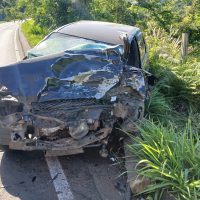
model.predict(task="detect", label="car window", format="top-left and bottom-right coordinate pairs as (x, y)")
top-left (128, 38), bottom-right (140, 68)
top-left (138, 37), bottom-right (146, 63)
top-left (27, 33), bottom-right (114, 59)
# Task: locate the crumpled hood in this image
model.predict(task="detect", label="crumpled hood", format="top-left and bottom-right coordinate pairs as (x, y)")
top-left (0, 50), bottom-right (124, 106)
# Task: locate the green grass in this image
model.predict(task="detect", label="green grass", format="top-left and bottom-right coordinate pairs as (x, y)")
top-left (21, 20), bottom-right (48, 47)
top-left (145, 87), bottom-right (172, 123)
top-left (145, 26), bottom-right (200, 117)
top-left (128, 120), bottom-right (200, 200)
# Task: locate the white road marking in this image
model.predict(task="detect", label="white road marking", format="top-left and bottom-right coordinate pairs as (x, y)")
top-left (46, 157), bottom-right (75, 200)
top-left (14, 26), bottom-right (21, 62)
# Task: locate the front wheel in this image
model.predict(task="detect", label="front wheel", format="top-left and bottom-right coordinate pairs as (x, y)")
top-left (0, 145), bottom-right (9, 151)
top-left (0, 128), bottom-right (11, 151)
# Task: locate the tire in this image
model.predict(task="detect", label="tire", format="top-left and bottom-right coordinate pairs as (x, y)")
top-left (0, 127), bottom-right (10, 150)
top-left (0, 145), bottom-right (9, 151)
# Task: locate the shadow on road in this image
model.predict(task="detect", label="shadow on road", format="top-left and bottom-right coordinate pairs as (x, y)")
top-left (0, 150), bottom-right (57, 200)
top-left (0, 148), bottom-right (129, 200)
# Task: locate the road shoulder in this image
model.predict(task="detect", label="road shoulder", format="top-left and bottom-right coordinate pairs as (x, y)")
top-left (16, 24), bottom-right (31, 59)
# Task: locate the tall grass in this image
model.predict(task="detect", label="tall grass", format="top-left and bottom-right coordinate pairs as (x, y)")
top-left (21, 20), bottom-right (48, 47)
top-left (145, 25), bottom-right (200, 115)
top-left (145, 87), bottom-right (172, 123)
top-left (129, 121), bottom-right (200, 200)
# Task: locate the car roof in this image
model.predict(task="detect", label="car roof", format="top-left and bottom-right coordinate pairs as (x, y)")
top-left (56, 20), bottom-right (140, 45)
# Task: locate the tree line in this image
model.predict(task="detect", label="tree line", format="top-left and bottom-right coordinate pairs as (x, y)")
top-left (1, 0), bottom-right (200, 45)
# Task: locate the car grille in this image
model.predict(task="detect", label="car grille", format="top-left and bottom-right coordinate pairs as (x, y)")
top-left (31, 99), bottom-right (112, 123)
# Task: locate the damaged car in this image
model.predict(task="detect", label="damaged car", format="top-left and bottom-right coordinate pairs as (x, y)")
top-left (0, 21), bottom-right (149, 156)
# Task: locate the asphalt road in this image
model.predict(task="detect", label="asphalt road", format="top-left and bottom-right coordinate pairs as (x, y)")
top-left (0, 22), bottom-right (127, 200)
top-left (0, 22), bottom-right (19, 66)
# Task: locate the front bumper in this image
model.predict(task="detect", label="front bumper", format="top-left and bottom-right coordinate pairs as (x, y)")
top-left (0, 90), bottom-right (144, 156)
top-left (9, 128), bottom-right (112, 156)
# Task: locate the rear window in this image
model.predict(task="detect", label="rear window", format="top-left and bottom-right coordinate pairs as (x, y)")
top-left (27, 33), bottom-right (114, 59)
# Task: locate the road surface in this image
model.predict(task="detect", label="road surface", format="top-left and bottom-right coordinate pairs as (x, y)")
top-left (0, 22), bottom-right (20, 66)
top-left (0, 22), bottom-right (127, 200)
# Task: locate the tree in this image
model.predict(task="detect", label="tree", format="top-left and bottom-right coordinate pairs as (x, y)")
top-left (89, 0), bottom-right (134, 25)
top-left (16, 0), bottom-right (89, 29)
top-left (0, 0), bottom-right (17, 20)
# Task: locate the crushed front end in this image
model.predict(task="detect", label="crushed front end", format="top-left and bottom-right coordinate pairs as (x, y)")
top-left (0, 48), bottom-right (145, 156)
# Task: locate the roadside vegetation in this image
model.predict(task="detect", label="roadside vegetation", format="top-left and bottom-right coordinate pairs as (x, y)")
top-left (2, 0), bottom-right (200, 199)
top-left (129, 121), bottom-right (200, 200)
top-left (21, 20), bottom-right (48, 47)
